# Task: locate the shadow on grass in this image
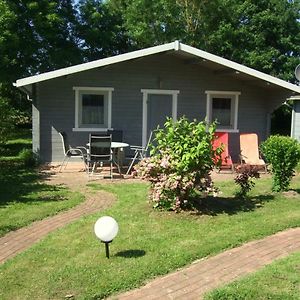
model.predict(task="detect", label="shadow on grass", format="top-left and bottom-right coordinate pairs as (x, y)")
top-left (115, 249), bottom-right (146, 258)
top-left (190, 194), bottom-right (275, 216)
top-left (0, 160), bottom-right (65, 207)
top-left (0, 142), bottom-right (31, 157)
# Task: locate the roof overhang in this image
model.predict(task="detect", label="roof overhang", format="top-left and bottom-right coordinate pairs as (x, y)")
top-left (14, 40), bottom-right (300, 94)
top-left (288, 95), bottom-right (300, 101)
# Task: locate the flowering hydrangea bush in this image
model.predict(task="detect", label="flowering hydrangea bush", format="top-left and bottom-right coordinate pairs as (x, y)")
top-left (135, 117), bottom-right (223, 211)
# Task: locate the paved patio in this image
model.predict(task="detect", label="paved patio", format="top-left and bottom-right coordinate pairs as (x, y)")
top-left (44, 162), bottom-right (270, 184)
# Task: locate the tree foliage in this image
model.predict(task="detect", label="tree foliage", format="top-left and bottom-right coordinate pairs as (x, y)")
top-left (77, 0), bottom-right (131, 61)
top-left (0, 97), bottom-right (15, 145)
top-left (0, 0), bottom-right (83, 130)
top-left (111, 0), bottom-right (300, 81)
top-left (0, 0), bottom-right (82, 81)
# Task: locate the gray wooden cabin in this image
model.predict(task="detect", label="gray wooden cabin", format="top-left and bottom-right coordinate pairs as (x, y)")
top-left (15, 41), bottom-right (300, 163)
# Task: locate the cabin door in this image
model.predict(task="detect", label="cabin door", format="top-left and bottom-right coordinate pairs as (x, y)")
top-left (141, 89), bottom-right (179, 147)
top-left (147, 94), bottom-right (172, 141)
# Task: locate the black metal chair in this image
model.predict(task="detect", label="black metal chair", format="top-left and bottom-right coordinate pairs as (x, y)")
top-left (87, 134), bottom-right (113, 178)
top-left (59, 132), bottom-right (88, 172)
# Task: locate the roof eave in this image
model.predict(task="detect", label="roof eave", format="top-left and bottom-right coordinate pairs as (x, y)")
top-left (14, 41), bottom-right (177, 88)
top-left (180, 44), bottom-right (300, 94)
top-left (14, 40), bottom-right (300, 95)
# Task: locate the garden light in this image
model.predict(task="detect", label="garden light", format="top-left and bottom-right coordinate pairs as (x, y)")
top-left (94, 216), bottom-right (119, 258)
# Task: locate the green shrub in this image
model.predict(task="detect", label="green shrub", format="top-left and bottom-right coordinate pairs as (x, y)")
top-left (261, 135), bottom-right (300, 191)
top-left (135, 117), bottom-right (223, 211)
top-left (19, 148), bottom-right (38, 167)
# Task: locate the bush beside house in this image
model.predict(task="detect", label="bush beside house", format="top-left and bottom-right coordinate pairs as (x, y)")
top-left (136, 117), bottom-right (223, 211)
top-left (261, 135), bottom-right (300, 192)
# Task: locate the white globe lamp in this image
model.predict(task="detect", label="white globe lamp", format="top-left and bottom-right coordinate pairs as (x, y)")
top-left (94, 216), bottom-right (119, 258)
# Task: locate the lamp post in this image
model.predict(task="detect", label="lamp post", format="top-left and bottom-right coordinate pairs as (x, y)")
top-left (94, 216), bottom-right (119, 258)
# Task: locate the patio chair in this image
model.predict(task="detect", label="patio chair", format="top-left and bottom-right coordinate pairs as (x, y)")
top-left (59, 132), bottom-right (88, 172)
top-left (213, 132), bottom-right (234, 173)
top-left (87, 134), bottom-right (113, 178)
top-left (239, 133), bottom-right (267, 172)
top-left (126, 131), bottom-right (153, 175)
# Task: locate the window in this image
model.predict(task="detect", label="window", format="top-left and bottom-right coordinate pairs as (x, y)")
top-left (73, 87), bottom-right (113, 131)
top-left (81, 94), bottom-right (105, 126)
top-left (205, 91), bottom-right (240, 132)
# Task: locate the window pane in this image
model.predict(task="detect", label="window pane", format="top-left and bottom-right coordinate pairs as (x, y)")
top-left (212, 97), bottom-right (231, 126)
top-left (82, 94), bottom-right (104, 125)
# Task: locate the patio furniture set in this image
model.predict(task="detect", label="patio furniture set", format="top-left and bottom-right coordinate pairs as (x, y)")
top-left (59, 129), bottom-right (266, 178)
top-left (58, 131), bottom-right (152, 178)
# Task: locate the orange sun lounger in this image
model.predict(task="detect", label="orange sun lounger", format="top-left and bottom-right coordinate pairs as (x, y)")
top-left (239, 133), bottom-right (267, 172)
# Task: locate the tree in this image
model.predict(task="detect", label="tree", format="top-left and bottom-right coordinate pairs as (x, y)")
top-left (111, 0), bottom-right (300, 81)
top-left (108, 0), bottom-right (184, 48)
top-left (0, 97), bottom-right (15, 145)
top-left (0, 0), bottom-right (82, 127)
top-left (0, 0), bottom-right (82, 80)
top-left (76, 0), bottom-right (130, 61)
top-left (197, 0), bottom-right (300, 81)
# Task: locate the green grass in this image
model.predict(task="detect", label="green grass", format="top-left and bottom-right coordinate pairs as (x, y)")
top-left (0, 130), bottom-right (84, 237)
top-left (0, 128), bottom-right (32, 159)
top-left (0, 176), bottom-right (299, 299)
top-left (204, 252), bottom-right (300, 300)
top-left (0, 164), bottom-right (84, 236)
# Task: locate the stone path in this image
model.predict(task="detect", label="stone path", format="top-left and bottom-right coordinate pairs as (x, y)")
top-left (0, 185), bottom-right (115, 264)
top-left (112, 227), bottom-right (300, 300)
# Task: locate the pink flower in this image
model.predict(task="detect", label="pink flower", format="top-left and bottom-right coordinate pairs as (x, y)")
top-left (160, 156), bottom-right (170, 168)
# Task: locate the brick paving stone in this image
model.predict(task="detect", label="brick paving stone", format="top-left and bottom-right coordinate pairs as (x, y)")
top-left (112, 227), bottom-right (300, 300)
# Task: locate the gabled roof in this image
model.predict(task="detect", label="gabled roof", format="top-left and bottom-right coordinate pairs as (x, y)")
top-left (14, 40), bottom-right (300, 94)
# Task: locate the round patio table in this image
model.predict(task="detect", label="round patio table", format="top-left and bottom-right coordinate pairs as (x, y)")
top-left (86, 142), bottom-right (129, 149)
top-left (86, 142), bottom-right (129, 174)
top-left (111, 142), bottom-right (129, 149)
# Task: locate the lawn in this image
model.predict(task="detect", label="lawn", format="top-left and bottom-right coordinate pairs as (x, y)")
top-left (0, 131), bottom-right (84, 237)
top-left (204, 251), bottom-right (300, 300)
top-left (0, 175), bottom-right (299, 299)
top-left (0, 128), bottom-right (32, 160)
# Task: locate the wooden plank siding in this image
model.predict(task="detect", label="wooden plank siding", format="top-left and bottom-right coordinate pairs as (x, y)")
top-left (34, 53), bottom-right (290, 163)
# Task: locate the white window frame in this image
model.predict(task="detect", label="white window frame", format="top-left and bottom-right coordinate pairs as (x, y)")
top-left (72, 86), bottom-right (114, 132)
top-left (205, 90), bottom-right (240, 132)
top-left (141, 89), bottom-right (179, 147)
